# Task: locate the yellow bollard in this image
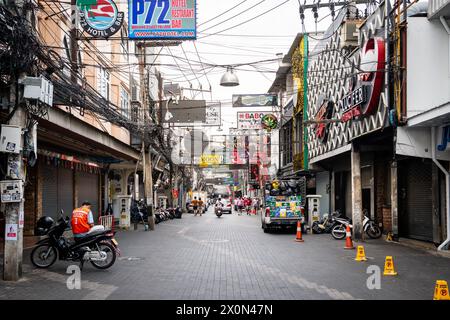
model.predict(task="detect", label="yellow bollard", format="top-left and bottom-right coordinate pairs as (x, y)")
top-left (433, 280), bottom-right (450, 300)
top-left (383, 256), bottom-right (398, 276)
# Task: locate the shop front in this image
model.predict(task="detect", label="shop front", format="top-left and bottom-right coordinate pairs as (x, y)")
top-left (306, 5), bottom-right (393, 238)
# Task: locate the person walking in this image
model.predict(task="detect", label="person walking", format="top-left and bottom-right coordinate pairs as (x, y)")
top-left (244, 197), bottom-right (252, 215)
top-left (192, 197), bottom-right (199, 216)
top-left (198, 197), bottom-right (204, 216)
top-left (237, 197), bottom-right (244, 216)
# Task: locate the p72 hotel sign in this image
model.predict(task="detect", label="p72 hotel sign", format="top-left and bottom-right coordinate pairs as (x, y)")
top-left (129, 0), bottom-right (197, 39)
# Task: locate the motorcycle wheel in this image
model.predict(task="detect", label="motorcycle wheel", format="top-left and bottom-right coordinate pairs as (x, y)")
top-left (366, 223), bottom-right (382, 239)
top-left (331, 225), bottom-right (347, 240)
top-left (90, 242), bottom-right (117, 270)
top-left (31, 244), bottom-right (58, 268)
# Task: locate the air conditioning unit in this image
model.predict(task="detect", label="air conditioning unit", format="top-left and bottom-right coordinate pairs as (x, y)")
top-left (21, 76), bottom-right (54, 106)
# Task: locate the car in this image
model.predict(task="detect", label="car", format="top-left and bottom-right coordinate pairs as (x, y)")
top-left (214, 198), bottom-right (232, 214)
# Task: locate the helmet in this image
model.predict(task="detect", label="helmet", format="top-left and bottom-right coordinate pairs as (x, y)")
top-left (36, 216), bottom-right (54, 235)
top-left (37, 216), bottom-right (54, 229)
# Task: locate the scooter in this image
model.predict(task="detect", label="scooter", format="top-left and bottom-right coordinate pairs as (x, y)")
top-left (331, 213), bottom-right (382, 240)
top-left (215, 206), bottom-right (223, 218)
top-left (312, 211), bottom-right (342, 234)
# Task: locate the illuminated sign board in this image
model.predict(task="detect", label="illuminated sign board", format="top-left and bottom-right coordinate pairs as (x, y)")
top-left (128, 0), bottom-right (197, 39)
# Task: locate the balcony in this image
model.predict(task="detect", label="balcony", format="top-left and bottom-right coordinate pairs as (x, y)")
top-left (428, 0), bottom-right (450, 19)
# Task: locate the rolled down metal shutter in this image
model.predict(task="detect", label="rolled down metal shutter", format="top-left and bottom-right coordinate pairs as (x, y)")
top-left (405, 159), bottom-right (433, 241)
top-left (57, 167), bottom-right (73, 217)
top-left (42, 165), bottom-right (58, 220)
top-left (78, 173), bottom-right (99, 221)
top-left (42, 165), bottom-right (74, 220)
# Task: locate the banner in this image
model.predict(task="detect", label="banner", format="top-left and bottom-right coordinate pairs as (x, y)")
top-left (129, 0), bottom-right (197, 39)
top-left (232, 94), bottom-right (278, 108)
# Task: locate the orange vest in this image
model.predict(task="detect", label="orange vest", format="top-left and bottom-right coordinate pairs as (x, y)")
top-left (71, 207), bottom-right (91, 235)
top-left (192, 200), bottom-right (198, 206)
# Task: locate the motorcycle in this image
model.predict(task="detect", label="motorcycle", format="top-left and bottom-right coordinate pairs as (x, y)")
top-left (331, 213), bottom-right (382, 240)
top-left (174, 206), bottom-right (182, 219)
top-left (31, 210), bottom-right (119, 270)
top-left (131, 199), bottom-right (149, 231)
top-left (215, 205), bottom-right (223, 218)
top-left (312, 211), bottom-right (341, 234)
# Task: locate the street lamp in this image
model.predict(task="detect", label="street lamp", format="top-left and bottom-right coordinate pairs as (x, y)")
top-left (220, 67), bottom-right (239, 87)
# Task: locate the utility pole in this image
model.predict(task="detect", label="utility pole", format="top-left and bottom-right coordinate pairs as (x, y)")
top-left (3, 2), bottom-right (29, 281)
top-left (351, 143), bottom-right (364, 240)
top-left (138, 42), bottom-right (155, 230)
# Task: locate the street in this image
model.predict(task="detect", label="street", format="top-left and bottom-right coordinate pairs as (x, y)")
top-left (1, 208), bottom-right (449, 300)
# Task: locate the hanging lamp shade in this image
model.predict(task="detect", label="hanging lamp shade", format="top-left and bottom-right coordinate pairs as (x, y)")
top-left (220, 67), bottom-right (239, 87)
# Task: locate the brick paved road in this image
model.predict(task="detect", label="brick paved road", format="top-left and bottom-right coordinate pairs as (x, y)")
top-left (1, 208), bottom-right (450, 300)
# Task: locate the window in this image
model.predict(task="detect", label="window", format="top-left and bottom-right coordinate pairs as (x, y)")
top-left (120, 87), bottom-right (130, 119)
top-left (97, 67), bottom-right (110, 100)
top-left (281, 120), bottom-right (293, 166)
top-left (294, 113), bottom-right (303, 155)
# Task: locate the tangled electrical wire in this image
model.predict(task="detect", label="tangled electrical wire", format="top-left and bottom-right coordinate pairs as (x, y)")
top-left (0, 3), bottom-right (174, 165)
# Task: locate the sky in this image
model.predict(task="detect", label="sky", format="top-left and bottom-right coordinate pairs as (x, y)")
top-left (162, 0), bottom-right (337, 101)
top-left (159, 0), bottom-right (340, 133)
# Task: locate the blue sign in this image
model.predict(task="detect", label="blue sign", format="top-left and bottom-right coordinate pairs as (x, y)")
top-left (128, 0), bottom-right (196, 39)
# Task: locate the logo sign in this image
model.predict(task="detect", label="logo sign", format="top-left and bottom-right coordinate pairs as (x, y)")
top-left (237, 112), bottom-right (271, 130)
top-left (338, 37), bottom-right (385, 122)
top-left (129, 0), bottom-right (197, 39)
top-left (78, 0), bottom-right (124, 38)
top-left (261, 114), bottom-right (278, 131)
top-left (314, 96), bottom-right (334, 143)
top-left (232, 94), bottom-right (278, 108)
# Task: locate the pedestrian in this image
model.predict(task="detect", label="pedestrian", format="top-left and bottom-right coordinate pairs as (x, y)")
top-left (198, 197), bottom-right (204, 216)
top-left (244, 197), bottom-right (252, 215)
top-left (252, 198), bottom-right (259, 215)
top-left (233, 197), bottom-right (238, 213)
top-left (192, 197), bottom-right (199, 216)
top-left (237, 197), bottom-right (244, 215)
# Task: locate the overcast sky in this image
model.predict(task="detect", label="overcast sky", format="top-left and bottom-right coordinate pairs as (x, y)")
top-left (159, 0), bottom-right (346, 134)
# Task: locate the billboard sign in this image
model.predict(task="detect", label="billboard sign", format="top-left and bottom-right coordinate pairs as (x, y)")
top-left (232, 94), bottom-right (278, 108)
top-left (128, 0), bottom-right (197, 39)
top-left (237, 111), bottom-right (271, 130)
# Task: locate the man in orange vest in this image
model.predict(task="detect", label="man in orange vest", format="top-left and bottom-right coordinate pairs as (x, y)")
top-left (71, 201), bottom-right (95, 241)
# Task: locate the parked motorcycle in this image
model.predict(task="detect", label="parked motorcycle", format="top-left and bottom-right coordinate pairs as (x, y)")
top-left (31, 210), bottom-right (119, 270)
top-left (331, 212), bottom-right (382, 240)
top-left (131, 199), bottom-right (149, 231)
top-left (174, 206), bottom-right (182, 219)
top-left (311, 211), bottom-right (341, 234)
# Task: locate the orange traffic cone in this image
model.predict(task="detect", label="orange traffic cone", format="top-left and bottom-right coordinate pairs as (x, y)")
top-left (295, 220), bottom-right (304, 242)
top-left (344, 225), bottom-right (355, 249)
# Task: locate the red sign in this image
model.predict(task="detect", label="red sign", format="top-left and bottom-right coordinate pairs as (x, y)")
top-left (172, 189), bottom-right (179, 198)
top-left (339, 37), bottom-right (385, 122)
top-left (314, 96), bottom-right (334, 143)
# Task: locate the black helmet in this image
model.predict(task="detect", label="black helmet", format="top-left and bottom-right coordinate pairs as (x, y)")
top-left (37, 216), bottom-right (54, 229)
top-left (36, 216), bottom-right (54, 235)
